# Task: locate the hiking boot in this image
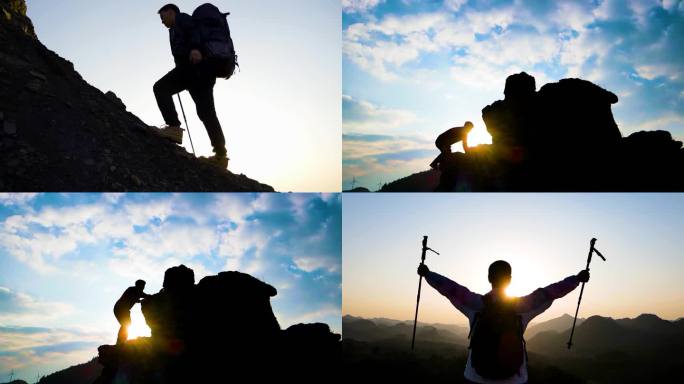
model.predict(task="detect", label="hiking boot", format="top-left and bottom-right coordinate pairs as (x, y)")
top-left (201, 154), bottom-right (229, 169)
top-left (157, 125), bottom-right (184, 144)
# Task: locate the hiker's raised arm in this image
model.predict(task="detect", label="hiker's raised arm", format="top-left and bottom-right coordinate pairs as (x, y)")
top-left (419, 265), bottom-right (481, 316)
top-left (518, 273), bottom-right (582, 313)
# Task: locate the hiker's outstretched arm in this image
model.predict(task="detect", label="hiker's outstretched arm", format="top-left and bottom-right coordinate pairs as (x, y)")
top-left (519, 275), bottom-right (580, 314)
top-left (424, 271), bottom-right (482, 316)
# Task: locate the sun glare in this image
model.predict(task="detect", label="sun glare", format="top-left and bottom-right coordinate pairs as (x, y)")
top-left (127, 307), bottom-right (151, 339)
top-left (467, 125), bottom-right (493, 147)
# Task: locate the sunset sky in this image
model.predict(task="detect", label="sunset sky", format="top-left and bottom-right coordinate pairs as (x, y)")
top-left (342, 0), bottom-right (684, 189)
top-left (343, 193), bottom-right (684, 327)
top-left (0, 193), bottom-right (341, 381)
top-left (26, 0), bottom-right (341, 192)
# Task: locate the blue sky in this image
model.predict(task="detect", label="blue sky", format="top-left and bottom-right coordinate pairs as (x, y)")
top-left (342, 0), bottom-right (684, 189)
top-left (343, 193), bottom-right (684, 326)
top-left (25, 0), bottom-right (341, 192)
top-left (0, 193), bottom-right (341, 381)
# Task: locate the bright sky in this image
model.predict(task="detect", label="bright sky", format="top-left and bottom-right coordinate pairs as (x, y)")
top-left (342, 0), bottom-right (684, 190)
top-left (0, 193), bottom-right (341, 381)
top-left (343, 193), bottom-right (684, 328)
top-left (25, 0), bottom-right (341, 192)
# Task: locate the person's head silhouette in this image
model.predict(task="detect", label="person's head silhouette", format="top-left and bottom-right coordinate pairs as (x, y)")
top-left (135, 279), bottom-right (146, 290)
top-left (488, 260), bottom-right (511, 291)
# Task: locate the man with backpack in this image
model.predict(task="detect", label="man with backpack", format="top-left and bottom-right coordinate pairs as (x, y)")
top-left (154, 3), bottom-right (236, 169)
top-left (417, 260), bottom-right (590, 383)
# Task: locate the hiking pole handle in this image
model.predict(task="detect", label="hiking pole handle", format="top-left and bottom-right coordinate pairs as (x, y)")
top-left (586, 238), bottom-right (597, 270)
top-left (420, 236), bottom-right (428, 264)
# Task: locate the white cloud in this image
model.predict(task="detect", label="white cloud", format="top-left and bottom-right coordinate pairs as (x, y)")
top-left (343, 132), bottom-right (433, 160)
top-left (631, 113), bottom-right (684, 133)
top-left (0, 287), bottom-right (74, 326)
top-left (342, 0), bottom-right (384, 14)
top-left (0, 194), bottom-right (39, 207)
top-left (282, 305), bottom-right (342, 329)
top-left (343, 95), bottom-right (417, 133)
top-left (292, 255), bottom-right (339, 273)
top-left (445, 0), bottom-right (467, 12)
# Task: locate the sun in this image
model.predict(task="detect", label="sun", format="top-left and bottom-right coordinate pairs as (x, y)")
top-left (466, 124), bottom-right (493, 148)
top-left (127, 307), bottom-right (151, 339)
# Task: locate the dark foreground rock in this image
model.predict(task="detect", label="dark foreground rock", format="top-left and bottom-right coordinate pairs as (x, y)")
top-left (385, 72), bottom-right (684, 191)
top-left (94, 265), bottom-right (340, 383)
top-left (0, 0), bottom-right (273, 191)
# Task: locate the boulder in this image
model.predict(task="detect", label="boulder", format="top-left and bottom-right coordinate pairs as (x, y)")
top-left (99, 265), bottom-right (340, 383)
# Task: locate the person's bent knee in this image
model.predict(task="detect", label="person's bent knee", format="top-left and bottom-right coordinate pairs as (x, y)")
top-left (153, 79), bottom-right (165, 96)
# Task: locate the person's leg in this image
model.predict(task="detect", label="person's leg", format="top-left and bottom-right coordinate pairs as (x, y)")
top-left (115, 311), bottom-right (131, 344)
top-left (189, 83), bottom-right (227, 157)
top-left (153, 67), bottom-right (187, 127)
top-left (189, 62), bottom-right (227, 157)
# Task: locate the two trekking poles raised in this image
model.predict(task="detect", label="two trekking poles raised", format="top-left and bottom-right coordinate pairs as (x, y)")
top-left (567, 237), bottom-right (607, 349)
top-left (177, 94), bottom-right (196, 156)
top-left (411, 235), bottom-right (439, 351)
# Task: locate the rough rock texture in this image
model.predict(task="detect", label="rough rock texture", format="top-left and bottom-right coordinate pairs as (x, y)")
top-left (386, 72), bottom-right (684, 191)
top-left (0, 0), bottom-right (273, 191)
top-left (95, 265), bottom-right (340, 383)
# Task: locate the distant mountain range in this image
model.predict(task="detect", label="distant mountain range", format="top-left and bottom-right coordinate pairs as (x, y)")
top-left (343, 313), bottom-right (585, 342)
top-left (342, 315), bottom-right (468, 343)
top-left (344, 313), bottom-right (684, 383)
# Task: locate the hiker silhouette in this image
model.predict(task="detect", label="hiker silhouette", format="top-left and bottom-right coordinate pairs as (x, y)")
top-left (430, 121), bottom-right (474, 170)
top-left (154, 3), bottom-right (237, 169)
top-left (113, 279), bottom-right (150, 344)
top-left (417, 261), bottom-right (589, 383)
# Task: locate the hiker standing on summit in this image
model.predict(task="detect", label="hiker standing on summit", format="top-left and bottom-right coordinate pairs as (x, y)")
top-left (154, 3), bottom-right (236, 169)
top-left (114, 279), bottom-right (150, 344)
top-left (417, 260), bottom-right (590, 384)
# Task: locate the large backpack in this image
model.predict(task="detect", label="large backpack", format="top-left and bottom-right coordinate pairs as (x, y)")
top-left (468, 294), bottom-right (526, 380)
top-left (192, 3), bottom-right (238, 79)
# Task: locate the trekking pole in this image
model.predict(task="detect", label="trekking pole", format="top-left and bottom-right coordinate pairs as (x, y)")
top-left (412, 235), bottom-right (439, 351)
top-left (567, 237), bottom-right (606, 349)
top-left (177, 93), bottom-right (196, 156)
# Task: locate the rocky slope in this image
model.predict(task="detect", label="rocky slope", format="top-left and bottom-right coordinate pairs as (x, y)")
top-left (0, 0), bottom-right (273, 191)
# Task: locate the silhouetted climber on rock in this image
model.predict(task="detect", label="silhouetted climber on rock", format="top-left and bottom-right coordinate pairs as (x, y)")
top-left (96, 265), bottom-right (341, 383)
top-left (417, 260), bottom-right (590, 383)
top-left (154, 3), bottom-right (236, 169)
top-left (114, 279), bottom-right (150, 344)
top-left (430, 121), bottom-right (474, 170)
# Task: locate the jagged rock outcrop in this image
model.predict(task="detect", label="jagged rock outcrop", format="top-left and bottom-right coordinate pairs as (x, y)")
top-left (95, 265), bottom-right (340, 383)
top-left (0, 0), bottom-right (273, 191)
top-left (389, 72), bottom-right (684, 191)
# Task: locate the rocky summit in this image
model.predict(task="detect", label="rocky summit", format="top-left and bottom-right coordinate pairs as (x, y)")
top-left (381, 72), bottom-right (684, 192)
top-left (95, 265), bottom-right (340, 383)
top-left (0, 0), bottom-right (273, 191)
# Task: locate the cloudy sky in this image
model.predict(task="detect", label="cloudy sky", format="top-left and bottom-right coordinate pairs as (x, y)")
top-left (344, 193), bottom-right (684, 326)
top-left (342, 0), bottom-right (684, 190)
top-left (26, 0), bottom-right (341, 192)
top-left (0, 193), bottom-right (341, 381)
